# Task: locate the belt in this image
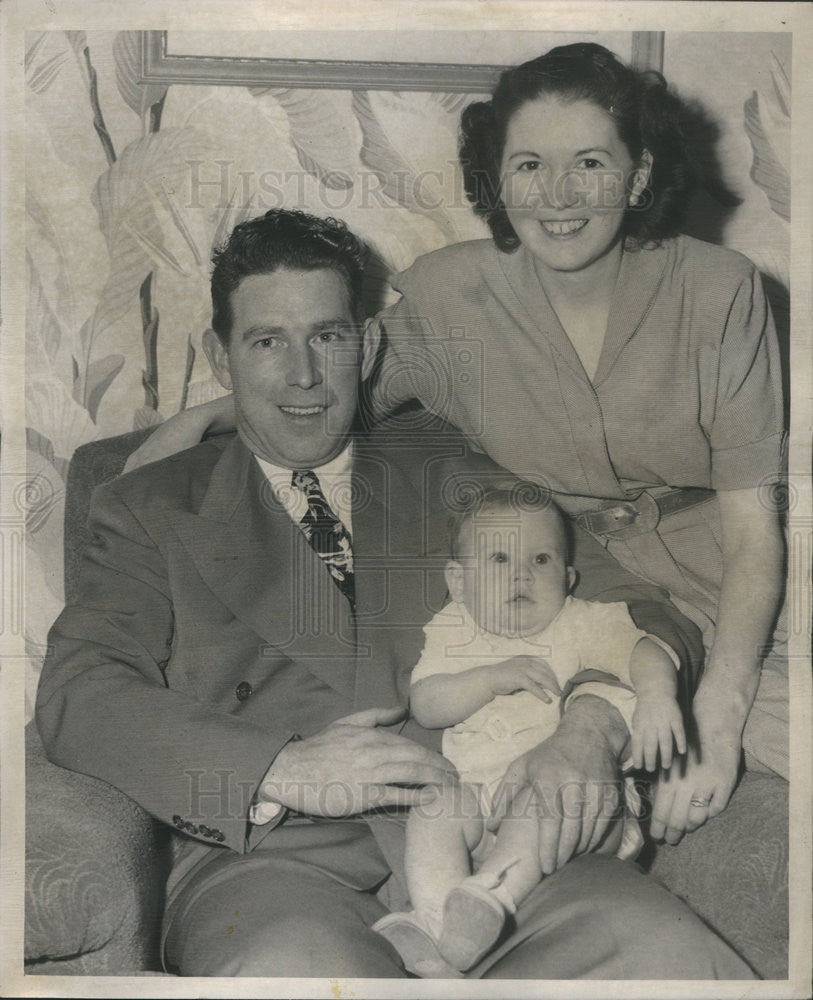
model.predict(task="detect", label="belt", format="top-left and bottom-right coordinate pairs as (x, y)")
top-left (574, 487), bottom-right (715, 540)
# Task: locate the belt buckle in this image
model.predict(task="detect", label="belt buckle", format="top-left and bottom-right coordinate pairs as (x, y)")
top-left (607, 492), bottom-right (661, 541)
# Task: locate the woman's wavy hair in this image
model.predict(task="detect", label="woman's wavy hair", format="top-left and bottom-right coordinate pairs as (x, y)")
top-left (460, 43), bottom-right (705, 252)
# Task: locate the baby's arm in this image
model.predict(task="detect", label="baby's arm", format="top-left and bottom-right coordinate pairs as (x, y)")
top-left (629, 638), bottom-right (687, 771)
top-left (411, 656), bottom-right (560, 730)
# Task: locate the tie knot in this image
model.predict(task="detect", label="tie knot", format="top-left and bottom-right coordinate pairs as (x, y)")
top-left (292, 469), bottom-right (319, 494)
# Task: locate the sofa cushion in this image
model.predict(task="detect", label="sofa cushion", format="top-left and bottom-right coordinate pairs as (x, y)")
top-left (645, 771), bottom-right (788, 980)
top-left (25, 721), bottom-right (170, 972)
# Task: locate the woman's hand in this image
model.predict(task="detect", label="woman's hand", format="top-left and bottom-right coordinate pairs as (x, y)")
top-left (123, 395), bottom-right (236, 473)
top-left (649, 681), bottom-right (743, 843)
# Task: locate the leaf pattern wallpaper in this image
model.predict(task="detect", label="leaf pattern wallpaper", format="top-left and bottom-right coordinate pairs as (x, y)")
top-left (22, 30), bottom-right (791, 718)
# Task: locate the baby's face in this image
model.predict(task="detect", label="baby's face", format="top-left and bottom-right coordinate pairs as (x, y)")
top-left (450, 507), bottom-right (575, 638)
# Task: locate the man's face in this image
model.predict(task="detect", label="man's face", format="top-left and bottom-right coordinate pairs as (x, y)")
top-left (204, 268), bottom-right (376, 469)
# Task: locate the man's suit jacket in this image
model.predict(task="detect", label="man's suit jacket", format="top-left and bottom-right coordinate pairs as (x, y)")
top-left (37, 415), bottom-right (702, 861)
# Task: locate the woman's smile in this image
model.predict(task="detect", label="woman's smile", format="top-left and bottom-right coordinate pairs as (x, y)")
top-left (539, 218), bottom-right (589, 237)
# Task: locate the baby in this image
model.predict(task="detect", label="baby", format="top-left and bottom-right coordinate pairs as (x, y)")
top-left (374, 484), bottom-right (686, 977)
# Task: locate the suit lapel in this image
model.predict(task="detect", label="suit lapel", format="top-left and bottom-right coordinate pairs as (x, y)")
top-left (168, 435), bottom-right (357, 699)
top-left (351, 444), bottom-right (400, 711)
top-left (351, 436), bottom-right (450, 713)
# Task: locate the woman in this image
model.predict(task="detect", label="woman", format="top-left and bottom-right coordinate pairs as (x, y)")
top-left (129, 44), bottom-right (787, 841)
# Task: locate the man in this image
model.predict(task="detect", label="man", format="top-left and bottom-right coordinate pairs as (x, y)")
top-left (37, 209), bottom-right (752, 978)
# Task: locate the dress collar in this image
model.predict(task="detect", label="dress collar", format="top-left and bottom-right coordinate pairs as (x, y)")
top-left (496, 239), bottom-right (670, 385)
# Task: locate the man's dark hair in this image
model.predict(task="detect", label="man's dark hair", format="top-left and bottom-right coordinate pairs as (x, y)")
top-left (210, 209), bottom-right (368, 343)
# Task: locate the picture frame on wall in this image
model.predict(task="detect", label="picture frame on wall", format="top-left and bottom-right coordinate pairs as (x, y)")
top-left (139, 28), bottom-right (664, 90)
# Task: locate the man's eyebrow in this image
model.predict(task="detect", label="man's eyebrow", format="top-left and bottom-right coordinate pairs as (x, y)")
top-left (241, 319), bottom-right (355, 341)
top-left (310, 317), bottom-right (356, 331)
top-left (241, 325), bottom-right (284, 342)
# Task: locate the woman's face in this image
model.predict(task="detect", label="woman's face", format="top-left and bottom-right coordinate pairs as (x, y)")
top-left (499, 95), bottom-right (651, 276)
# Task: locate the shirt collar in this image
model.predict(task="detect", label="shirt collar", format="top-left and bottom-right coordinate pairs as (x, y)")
top-left (255, 444), bottom-right (355, 530)
top-left (256, 444), bottom-right (354, 486)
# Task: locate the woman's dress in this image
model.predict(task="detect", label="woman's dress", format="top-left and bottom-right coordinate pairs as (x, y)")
top-left (370, 234), bottom-right (787, 777)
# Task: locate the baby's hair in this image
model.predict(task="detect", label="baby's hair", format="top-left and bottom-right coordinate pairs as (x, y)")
top-left (448, 481), bottom-right (572, 562)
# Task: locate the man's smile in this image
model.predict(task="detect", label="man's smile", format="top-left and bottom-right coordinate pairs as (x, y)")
top-left (279, 404), bottom-right (327, 416)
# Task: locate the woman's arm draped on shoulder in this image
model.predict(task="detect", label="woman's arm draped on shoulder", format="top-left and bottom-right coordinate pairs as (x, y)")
top-left (123, 395), bottom-right (236, 473)
top-left (366, 292), bottom-right (450, 422)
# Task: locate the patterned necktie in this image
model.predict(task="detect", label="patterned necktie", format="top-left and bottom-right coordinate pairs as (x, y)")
top-left (291, 470), bottom-right (355, 609)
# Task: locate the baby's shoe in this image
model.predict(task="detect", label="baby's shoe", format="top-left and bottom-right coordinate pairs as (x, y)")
top-left (437, 873), bottom-right (511, 971)
top-left (372, 910), bottom-right (463, 978)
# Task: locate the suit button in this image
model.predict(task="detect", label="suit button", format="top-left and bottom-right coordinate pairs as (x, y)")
top-left (214, 830), bottom-right (226, 842)
top-left (184, 821), bottom-right (199, 835)
top-left (199, 825), bottom-right (211, 837)
top-left (236, 681), bottom-right (253, 701)
top-left (172, 815), bottom-right (184, 828)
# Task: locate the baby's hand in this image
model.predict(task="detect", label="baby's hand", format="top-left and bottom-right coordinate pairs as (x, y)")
top-left (487, 655), bottom-right (561, 704)
top-left (631, 694), bottom-right (687, 771)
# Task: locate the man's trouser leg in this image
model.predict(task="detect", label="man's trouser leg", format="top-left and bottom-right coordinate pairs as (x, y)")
top-left (478, 854), bottom-right (755, 979)
top-left (163, 820), bottom-right (403, 977)
top-left (165, 827), bottom-right (754, 979)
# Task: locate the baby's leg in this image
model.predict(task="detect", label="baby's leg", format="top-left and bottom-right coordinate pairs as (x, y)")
top-left (405, 782), bottom-right (485, 931)
top-left (373, 782), bottom-right (485, 977)
top-left (476, 785), bottom-right (542, 911)
top-left (437, 786), bottom-right (541, 971)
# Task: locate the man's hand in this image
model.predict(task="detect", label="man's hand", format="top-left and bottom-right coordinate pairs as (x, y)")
top-left (488, 695), bottom-right (627, 874)
top-left (487, 655), bottom-right (561, 704)
top-left (257, 706), bottom-right (457, 817)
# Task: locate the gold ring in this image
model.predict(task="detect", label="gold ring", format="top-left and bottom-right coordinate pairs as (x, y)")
top-left (690, 796), bottom-right (711, 808)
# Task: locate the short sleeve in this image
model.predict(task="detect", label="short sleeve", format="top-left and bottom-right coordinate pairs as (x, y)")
top-left (410, 609), bottom-right (475, 685)
top-left (569, 600), bottom-right (649, 685)
top-left (563, 601), bottom-right (681, 735)
top-left (410, 628), bottom-right (450, 686)
top-left (708, 268), bottom-right (786, 490)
